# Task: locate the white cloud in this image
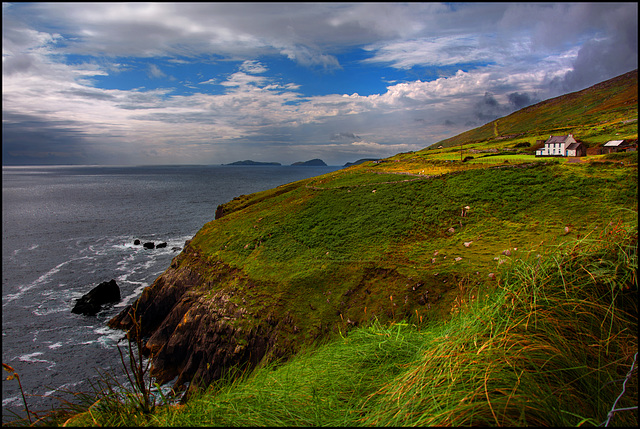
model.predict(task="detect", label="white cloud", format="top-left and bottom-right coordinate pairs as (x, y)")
top-left (239, 60), bottom-right (268, 74)
top-left (2, 2), bottom-right (637, 165)
top-left (219, 72), bottom-right (268, 88)
top-left (147, 63), bottom-right (167, 79)
top-left (362, 35), bottom-right (495, 69)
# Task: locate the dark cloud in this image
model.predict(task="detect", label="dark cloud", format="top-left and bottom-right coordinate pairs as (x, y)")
top-left (470, 91), bottom-right (540, 125)
top-left (330, 132), bottom-right (363, 142)
top-left (60, 89), bottom-right (117, 101)
top-left (557, 3), bottom-right (638, 92)
top-left (473, 92), bottom-right (510, 123)
top-left (2, 53), bottom-right (38, 76)
top-left (1, 111), bottom-right (128, 165)
top-left (2, 112), bottom-right (91, 165)
top-left (507, 92), bottom-right (537, 110)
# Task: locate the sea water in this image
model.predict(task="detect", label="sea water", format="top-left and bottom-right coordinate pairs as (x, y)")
top-left (2, 164), bottom-right (339, 421)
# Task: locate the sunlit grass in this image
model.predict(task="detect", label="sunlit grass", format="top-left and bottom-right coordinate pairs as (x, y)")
top-left (54, 218), bottom-right (637, 427)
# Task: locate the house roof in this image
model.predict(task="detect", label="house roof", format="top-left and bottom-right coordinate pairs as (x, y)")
top-left (566, 142), bottom-right (582, 150)
top-left (545, 135), bottom-right (573, 144)
top-left (604, 140), bottom-right (625, 147)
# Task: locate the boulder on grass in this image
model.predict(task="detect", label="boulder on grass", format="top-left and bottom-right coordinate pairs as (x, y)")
top-left (72, 279), bottom-right (121, 316)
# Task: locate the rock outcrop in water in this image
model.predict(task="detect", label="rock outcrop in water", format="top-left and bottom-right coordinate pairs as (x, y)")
top-left (72, 279), bottom-right (121, 316)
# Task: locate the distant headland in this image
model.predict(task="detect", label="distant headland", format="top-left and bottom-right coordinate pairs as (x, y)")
top-left (225, 159), bottom-right (328, 166)
top-left (226, 160), bottom-right (282, 166)
top-left (291, 159), bottom-right (327, 166)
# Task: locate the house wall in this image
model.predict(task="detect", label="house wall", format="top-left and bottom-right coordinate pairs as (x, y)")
top-left (536, 135), bottom-right (579, 157)
top-left (536, 142), bottom-right (565, 156)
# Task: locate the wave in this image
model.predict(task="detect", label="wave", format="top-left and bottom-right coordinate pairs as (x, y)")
top-left (18, 352), bottom-right (56, 370)
top-left (2, 259), bottom-right (78, 306)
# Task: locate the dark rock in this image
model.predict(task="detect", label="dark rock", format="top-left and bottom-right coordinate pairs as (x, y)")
top-left (215, 204), bottom-right (225, 220)
top-left (72, 279), bottom-right (121, 316)
top-left (108, 248), bottom-right (288, 403)
top-left (144, 242), bottom-right (155, 249)
top-left (134, 239), bottom-right (141, 245)
top-left (172, 247), bottom-right (182, 252)
top-left (156, 242), bottom-right (168, 249)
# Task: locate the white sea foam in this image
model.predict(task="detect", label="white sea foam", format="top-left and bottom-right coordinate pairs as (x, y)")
top-left (18, 352), bottom-right (56, 370)
top-left (116, 282), bottom-right (148, 307)
top-left (2, 396), bottom-right (21, 407)
top-left (94, 325), bottom-right (124, 344)
top-left (3, 256), bottom-right (93, 306)
top-left (32, 304), bottom-right (66, 317)
top-left (43, 380), bottom-right (84, 397)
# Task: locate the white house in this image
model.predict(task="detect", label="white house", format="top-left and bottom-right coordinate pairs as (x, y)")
top-left (535, 134), bottom-right (583, 157)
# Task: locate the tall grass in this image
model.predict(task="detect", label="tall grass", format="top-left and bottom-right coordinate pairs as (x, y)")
top-left (364, 218), bottom-right (637, 426)
top-left (146, 320), bottom-right (426, 427)
top-left (34, 218), bottom-right (637, 427)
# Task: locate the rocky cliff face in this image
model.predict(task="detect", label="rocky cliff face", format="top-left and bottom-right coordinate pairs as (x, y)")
top-left (108, 240), bottom-right (300, 399)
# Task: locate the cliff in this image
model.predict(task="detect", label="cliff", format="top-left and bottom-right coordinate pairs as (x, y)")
top-left (108, 243), bottom-right (290, 397)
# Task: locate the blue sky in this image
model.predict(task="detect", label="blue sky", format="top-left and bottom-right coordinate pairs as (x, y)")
top-left (2, 2), bottom-right (637, 166)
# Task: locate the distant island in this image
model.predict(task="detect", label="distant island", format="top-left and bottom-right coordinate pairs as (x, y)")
top-left (226, 160), bottom-right (282, 166)
top-left (343, 158), bottom-right (380, 167)
top-left (291, 159), bottom-right (327, 166)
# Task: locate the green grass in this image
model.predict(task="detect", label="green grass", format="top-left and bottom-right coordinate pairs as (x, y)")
top-left (55, 218), bottom-right (637, 427)
top-left (164, 161), bottom-right (637, 360)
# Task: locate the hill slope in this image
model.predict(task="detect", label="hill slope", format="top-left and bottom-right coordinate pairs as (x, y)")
top-left (433, 69), bottom-right (637, 150)
top-left (107, 70), bottom-right (638, 406)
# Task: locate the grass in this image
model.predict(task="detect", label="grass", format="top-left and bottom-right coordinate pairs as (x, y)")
top-left (51, 217), bottom-right (637, 427)
top-left (160, 159), bottom-right (637, 379)
top-left (363, 217), bottom-right (638, 426)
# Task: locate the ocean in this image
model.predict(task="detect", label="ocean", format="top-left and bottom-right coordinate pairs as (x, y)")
top-left (1, 164), bottom-right (340, 422)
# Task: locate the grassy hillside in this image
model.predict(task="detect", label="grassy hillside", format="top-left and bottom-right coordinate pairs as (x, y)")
top-left (57, 220), bottom-right (639, 427)
top-left (433, 69), bottom-right (637, 150)
top-left (25, 71), bottom-right (637, 427)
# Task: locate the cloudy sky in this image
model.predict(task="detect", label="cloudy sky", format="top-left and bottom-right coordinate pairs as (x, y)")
top-left (2, 2), bottom-right (637, 166)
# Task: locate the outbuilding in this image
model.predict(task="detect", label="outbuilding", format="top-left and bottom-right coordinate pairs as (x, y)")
top-left (602, 140), bottom-right (636, 154)
top-left (565, 141), bottom-right (586, 157)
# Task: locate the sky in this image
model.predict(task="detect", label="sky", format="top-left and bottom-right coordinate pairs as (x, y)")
top-left (2, 2), bottom-right (638, 166)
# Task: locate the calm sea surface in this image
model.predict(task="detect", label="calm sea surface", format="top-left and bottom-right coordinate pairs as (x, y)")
top-left (2, 164), bottom-right (339, 421)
